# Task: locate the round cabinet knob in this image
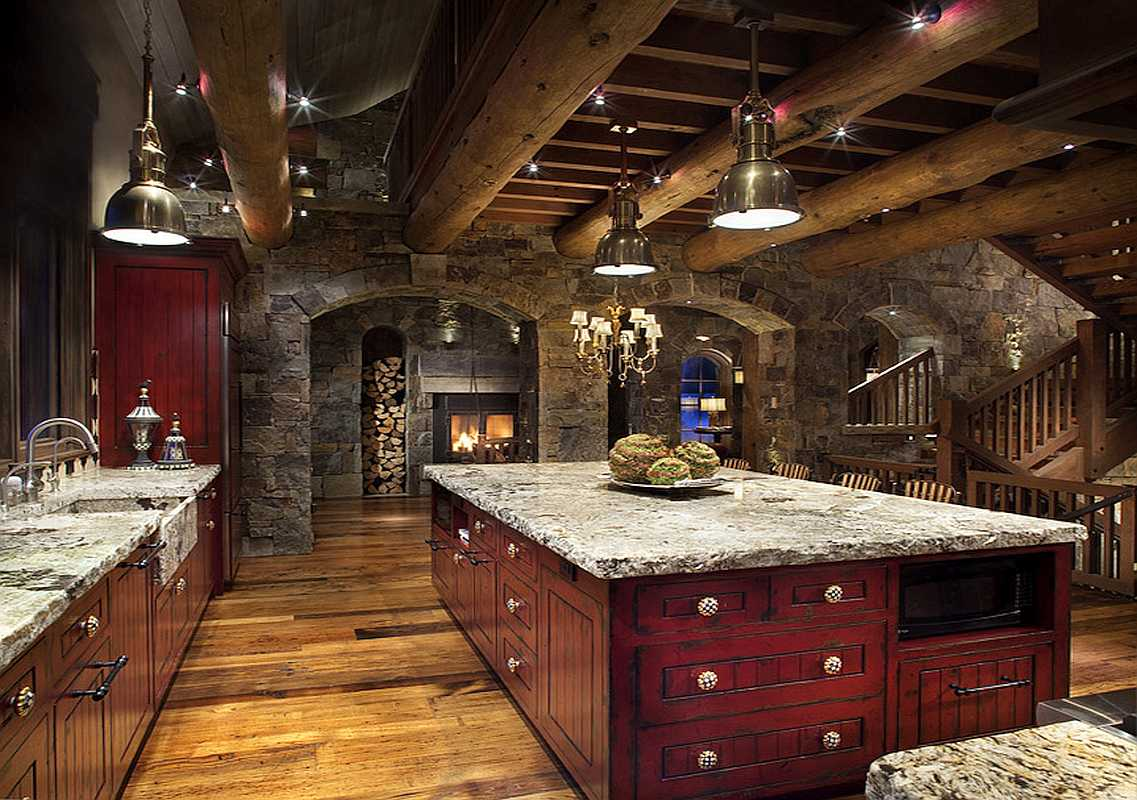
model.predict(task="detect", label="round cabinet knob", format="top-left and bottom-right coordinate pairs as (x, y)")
top-left (823, 584), bottom-right (844, 604)
top-left (206, 519), bottom-right (216, 530)
top-left (823, 655), bottom-right (843, 676)
top-left (505, 597), bottom-right (523, 614)
top-left (821, 730), bottom-right (842, 750)
top-left (696, 596), bottom-right (719, 617)
top-left (81, 615), bottom-right (100, 639)
top-left (453, 552), bottom-right (462, 564)
top-left (696, 670), bottom-right (719, 691)
top-left (473, 520), bottom-right (483, 534)
top-left (9, 685), bottom-right (35, 717)
top-left (697, 750), bottom-right (719, 771)
top-left (506, 656), bottom-right (522, 674)
top-left (209, 488), bottom-right (217, 500)
top-left (175, 577), bottom-right (188, 594)
top-left (506, 542), bottom-right (520, 559)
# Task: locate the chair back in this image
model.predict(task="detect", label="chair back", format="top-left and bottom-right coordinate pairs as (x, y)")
top-left (722, 457), bottom-right (751, 471)
top-left (903, 479), bottom-right (958, 503)
top-left (773, 462), bottom-right (813, 481)
top-left (835, 472), bottom-right (883, 493)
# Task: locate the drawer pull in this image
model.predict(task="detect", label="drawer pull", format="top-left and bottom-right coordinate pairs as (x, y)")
top-left (821, 730), bottom-right (841, 750)
top-left (696, 670), bottom-right (718, 691)
top-left (823, 584), bottom-right (844, 604)
top-left (118, 540), bottom-right (167, 569)
top-left (209, 488), bottom-right (217, 500)
top-left (453, 551), bottom-right (463, 564)
top-left (69, 655), bottom-right (128, 702)
top-left (464, 551), bottom-right (490, 566)
top-left (949, 676), bottom-right (1032, 696)
top-left (697, 750), bottom-right (718, 770)
top-left (175, 577), bottom-right (188, 594)
top-left (206, 519), bottom-right (216, 530)
top-left (506, 656), bottom-right (522, 674)
top-left (473, 520), bottom-right (483, 535)
top-left (8, 685), bottom-right (35, 717)
top-left (823, 655), bottom-right (843, 675)
top-left (424, 538), bottom-right (450, 552)
top-left (505, 597), bottom-right (523, 614)
top-left (696, 596), bottom-right (719, 617)
top-left (506, 542), bottom-right (520, 559)
top-left (80, 615), bottom-right (101, 639)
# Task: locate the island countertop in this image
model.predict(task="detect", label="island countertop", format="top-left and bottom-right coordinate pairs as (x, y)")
top-left (423, 462), bottom-right (1085, 580)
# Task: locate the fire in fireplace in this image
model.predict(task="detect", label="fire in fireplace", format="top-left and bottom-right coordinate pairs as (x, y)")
top-left (434, 394), bottom-right (519, 463)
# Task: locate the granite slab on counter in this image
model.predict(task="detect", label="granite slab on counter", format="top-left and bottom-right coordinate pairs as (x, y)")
top-left (422, 463), bottom-right (1085, 580)
top-left (866, 721), bottom-right (1137, 800)
top-left (0, 465), bottom-right (220, 673)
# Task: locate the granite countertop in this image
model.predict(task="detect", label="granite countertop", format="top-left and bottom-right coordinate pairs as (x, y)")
top-left (866, 721), bottom-right (1137, 800)
top-left (423, 462), bottom-right (1085, 580)
top-left (0, 465), bottom-right (220, 673)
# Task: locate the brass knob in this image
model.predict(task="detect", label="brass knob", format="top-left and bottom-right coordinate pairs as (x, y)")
top-left (9, 686), bottom-right (35, 717)
top-left (822, 730), bottom-right (842, 750)
top-left (175, 577), bottom-right (188, 594)
top-left (506, 656), bottom-right (522, 674)
top-left (80, 615), bottom-right (100, 638)
top-left (696, 670), bottom-right (718, 691)
top-left (697, 750), bottom-right (718, 770)
top-left (453, 552), bottom-right (462, 564)
top-left (505, 597), bottom-right (522, 614)
top-left (474, 520), bottom-right (483, 534)
top-left (823, 655), bottom-right (843, 675)
top-left (506, 542), bottom-right (520, 559)
top-left (823, 584), bottom-right (844, 604)
top-left (696, 596), bottom-right (719, 617)
top-left (206, 519), bottom-right (215, 530)
top-left (209, 488), bottom-right (217, 500)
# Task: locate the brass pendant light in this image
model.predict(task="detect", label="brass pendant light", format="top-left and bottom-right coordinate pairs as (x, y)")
top-left (593, 121), bottom-right (656, 276)
top-left (102, 0), bottom-right (189, 246)
top-left (710, 22), bottom-right (802, 230)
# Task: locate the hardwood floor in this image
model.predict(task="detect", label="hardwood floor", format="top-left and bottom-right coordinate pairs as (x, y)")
top-left (122, 497), bottom-right (1136, 800)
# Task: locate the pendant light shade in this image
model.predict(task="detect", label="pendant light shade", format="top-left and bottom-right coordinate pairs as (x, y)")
top-left (593, 122), bottom-right (656, 276)
top-left (710, 23), bottom-right (802, 231)
top-left (102, 0), bottom-right (189, 247)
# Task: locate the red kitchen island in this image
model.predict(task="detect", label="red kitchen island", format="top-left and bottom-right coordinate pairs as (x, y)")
top-left (423, 463), bottom-right (1084, 800)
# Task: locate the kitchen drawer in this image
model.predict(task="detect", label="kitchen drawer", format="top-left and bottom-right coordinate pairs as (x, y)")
top-left (638, 622), bottom-right (886, 724)
top-left (53, 579), bottom-right (110, 678)
top-left (469, 512), bottom-right (497, 555)
top-left (769, 564), bottom-right (886, 621)
top-left (498, 630), bottom-right (538, 719)
top-left (499, 526), bottom-right (538, 584)
top-left (0, 638), bottom-right (48, 756)
top-left (637, 696), bottom-right (884, 799)
top-left (499, 569), bottom-right (538, 653)
top-left (898, 642), bottom-right (1052, 749)
top-left (635, 575), bottom-right (770, 635)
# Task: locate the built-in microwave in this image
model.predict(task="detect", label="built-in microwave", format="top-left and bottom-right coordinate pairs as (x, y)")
top-left (899, 555), bottom-right (1040, 639)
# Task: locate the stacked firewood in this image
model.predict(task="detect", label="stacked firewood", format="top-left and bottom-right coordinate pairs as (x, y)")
top-left (363, 356), bottom-right (406, 494)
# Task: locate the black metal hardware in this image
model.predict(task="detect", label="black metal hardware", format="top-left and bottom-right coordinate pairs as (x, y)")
top-left (69, 655), bottom-right (128, 701)
top-left (949, 676), bottom-right (1031, 696)
top-left (118, 540), bottom-right (166, 569)
top-left (463, 550), bottom-right (490, 566)
top-left (424, 538), bottom-right (450, 552)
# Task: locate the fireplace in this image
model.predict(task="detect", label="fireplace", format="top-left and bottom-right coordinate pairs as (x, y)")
top-left (433, 393), bottom-right (519, 463)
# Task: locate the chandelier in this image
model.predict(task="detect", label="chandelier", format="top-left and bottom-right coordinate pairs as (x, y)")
top-left (570, 287), bottom-right (662, 385)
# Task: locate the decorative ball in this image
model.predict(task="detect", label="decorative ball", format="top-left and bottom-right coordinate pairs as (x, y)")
top-left (609, 434), bottom-right (670, 482)
top-left (672, 441), bottom-right (720, 478)
top-left (646, 457), bottom-right (691, 485)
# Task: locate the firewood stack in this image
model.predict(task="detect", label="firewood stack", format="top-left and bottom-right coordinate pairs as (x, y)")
top-left (362, 356), bottom-right (406, 494)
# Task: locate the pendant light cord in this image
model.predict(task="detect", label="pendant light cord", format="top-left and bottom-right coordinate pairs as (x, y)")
top-left (619, 129), bottom-right (629, 185)
top-left (748, 22), bottom-right (762, 99)
top-left (141, 0), bottom-right (155, 124)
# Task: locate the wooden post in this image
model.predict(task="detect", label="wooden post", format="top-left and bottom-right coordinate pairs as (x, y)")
top-left (1077, 318), bottom-right (1108, 480)
top-left (935, 398), bottom-right (959, 488)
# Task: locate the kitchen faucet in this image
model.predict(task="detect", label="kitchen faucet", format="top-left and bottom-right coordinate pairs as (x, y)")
top-left (1, 417), bottom-right (99, 509)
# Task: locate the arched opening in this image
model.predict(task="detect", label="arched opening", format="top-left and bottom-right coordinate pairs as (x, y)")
top-left (361, 326), bottom-right (406, 495)
top-left (680, 351), bottom-right (732, 445)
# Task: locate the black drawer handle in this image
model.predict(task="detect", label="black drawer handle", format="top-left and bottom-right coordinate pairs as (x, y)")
top-left (69, 655), bottom-right (129, 702)
top-left (949, 676), bottom-right (1031, 696)
top-left (424, 538), bottom-right (450, 552)
top-left (464, 551), bottom-right (490, 566)
top-left (118, 540), bottom-right (167, 569)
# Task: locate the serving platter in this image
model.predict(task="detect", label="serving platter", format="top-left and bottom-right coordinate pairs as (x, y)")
top-left (605, 476), bottom-right (727, 492)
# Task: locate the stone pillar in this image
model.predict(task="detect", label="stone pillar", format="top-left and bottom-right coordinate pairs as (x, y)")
top-left (537, 318), bottom-right (608, 462)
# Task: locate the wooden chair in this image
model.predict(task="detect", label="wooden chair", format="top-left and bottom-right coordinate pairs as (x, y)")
top-left (773, 462), bottom-right (813, 481)
top-left (722, 457), bottom-right (751, 471)
top-left (834, 472), bottom-right (883, 493)
top-left (902, 479), bottom-right (958, 504)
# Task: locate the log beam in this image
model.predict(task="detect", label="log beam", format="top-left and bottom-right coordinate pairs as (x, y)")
top-left (800, 151), bottom-right (1137, 277)
top-left (179, 0), bottom-right (292, 249)
top-left (402, 0), bottom-right (676, 254)
top-left (683, 121), bottom-right (1086, 271)
top-left (552, 0), bottom-right (1039, 259)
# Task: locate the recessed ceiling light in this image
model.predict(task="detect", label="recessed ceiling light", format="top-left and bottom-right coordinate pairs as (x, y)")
top-left (526, 162), bottom-right (539, 174)
top-left (299, 95), bottom-right (311, 108)
top-left (1113, 274), bottom-right (1126, 281)
top-left (835, 126), bottom-right (847, 137)
top-left (695, 335), bottom-right (711, 342)
top-left (881, 207), bottom-right (891, 213)
top-left (189, 180), bottom-right (197, 190)
top-left (1063, 143), bottom-right (1075, 151)
top-left (203, 157), bottom-right (213, 167)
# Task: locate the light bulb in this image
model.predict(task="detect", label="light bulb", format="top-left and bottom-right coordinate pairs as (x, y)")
top-left (221, 202), bottom-right (231, 214)
top-left (526, 162), bottom-right (539, 174)
top-left (1063, 143), bottom-right (1075, 151)
top-left (298, 165), bottom-right (308, 175)
top-left (835, 126), bottom-right (846, 137)
top-left (203, 157), bottom-right (214, 167)
top-left (881, 207), bottom-right (891, 213)
top-left (299, 95), bottom-right (310, 108)
top-left (299, 208), bottom-right (308, 218)
top-left (189, 180), bottom-right (198, 190)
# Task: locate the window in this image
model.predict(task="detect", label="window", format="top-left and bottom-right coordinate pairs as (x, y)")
top-left (679, 355), bottom-right (721, 443)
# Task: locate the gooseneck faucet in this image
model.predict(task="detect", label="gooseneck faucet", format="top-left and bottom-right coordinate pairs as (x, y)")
top-left (2, 417), bottom-right (100, 508)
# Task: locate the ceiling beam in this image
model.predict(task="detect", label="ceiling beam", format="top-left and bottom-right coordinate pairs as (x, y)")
top-left (552, 0), bottom-right (1040, 259)
top-left (402, 0), bottom-right (676, 253)
top-left (1063, 251), bottom-right (1137, 279)
top-left (1035, 220), bottom-right (1137, 257)
top-left (178, 0), bottom-right (292, 249)
top-left (800, 150), bottom-right (1137, 277)
top-left (683, 121), bottom-right (1087, 272)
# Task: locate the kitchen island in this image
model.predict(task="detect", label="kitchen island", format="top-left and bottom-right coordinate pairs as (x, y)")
top-left (423, 462), bottom-right (1085, 800)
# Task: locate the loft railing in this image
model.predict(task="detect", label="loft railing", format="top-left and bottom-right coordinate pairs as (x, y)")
top-left (1106, 327), bottom-right (1137, 411)
top-left (823, 455), bottom-right (936, 492)
top-left (847, 348), bottom-right (937, 429)
top-left (966, 470), bottom-right (1136, 597)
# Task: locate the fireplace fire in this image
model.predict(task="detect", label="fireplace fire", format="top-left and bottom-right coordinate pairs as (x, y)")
top-left (435, 394), bottom-right (519, 463)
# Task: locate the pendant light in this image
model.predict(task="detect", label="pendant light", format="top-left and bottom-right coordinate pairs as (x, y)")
top-left (593, 121), bottom-right (656, 276)
top-left (709, 22), bottom-right (802, 230)
top-left (102, 0), bottom-right (189, 246)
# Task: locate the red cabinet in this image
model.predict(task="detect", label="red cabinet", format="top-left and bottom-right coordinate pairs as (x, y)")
top-left (108, 544), bottom-right (155, 786)
top-left (0, 715), bottom-right (52, 800)
top-left (53, 639), bottom-right (113, 800)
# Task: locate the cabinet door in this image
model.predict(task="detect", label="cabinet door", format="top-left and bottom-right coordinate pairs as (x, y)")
top-left (469, 557), bottom-right (498, 659)
top-left (0, 715), bottom-right (52, 800)
top-left (55, 641), bottom-right (112, 800)
top-left (108, 555), bottom-right (154, 786)
top-left (429, 534), bottom-right (455, 604)
top-left (152, 582), bottom-right (178, 701)
top-left (452, 553), bottom-right (475, 628)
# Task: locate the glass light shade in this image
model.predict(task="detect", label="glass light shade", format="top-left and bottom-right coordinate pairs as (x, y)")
top-left (102, 181), bottom-right (190, 246)
top-left (570, 310), bottom-right (589, 326)
top-left (700, 397), bottom-right (727, 413)
top-left (593, 224), bottom-right (656, 276)
top-left (710, 158), bottom-right (803, 230)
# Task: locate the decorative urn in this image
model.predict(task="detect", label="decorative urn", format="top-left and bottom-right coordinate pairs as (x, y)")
top-left (156, 412), bottom-right (195, 470)
top-left (125, 380), bottom-right (162, 470)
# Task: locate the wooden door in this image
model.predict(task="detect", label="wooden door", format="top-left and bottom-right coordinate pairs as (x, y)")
top-left (108, 554), bottom-right (153, 785)
top-left (0, 715), bottom-right (52, 800)
top-left (54, 640), bottom-right (112, 800)
top-left (152, 581), bottom-right (178, 701)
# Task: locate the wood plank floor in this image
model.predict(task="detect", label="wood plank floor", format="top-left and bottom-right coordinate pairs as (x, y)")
top-left (122, 497), bottom-right (1137, 800)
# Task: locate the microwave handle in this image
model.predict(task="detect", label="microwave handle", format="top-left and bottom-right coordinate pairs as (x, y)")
top-left (948, 676), bottom-right (1032, 696)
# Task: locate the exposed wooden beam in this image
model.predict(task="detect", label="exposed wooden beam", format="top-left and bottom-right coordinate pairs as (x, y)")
top-left (1036, 220), bottom-right (1137, 257)
top-left (1061, 251), bottom-right (1137, 279)
top-left (800, 151), bottom-right (1137, 277)
top-left (402, 0), bottom-right (676, 253)
top-left (178, 0), bottom-right (291, 249)
top-left (1093, 276), bottom-right (1137, 300)
top-left (684, 121), bottom-right (1085, 271)
top-left (553, 0), bottom-right (1039, 258)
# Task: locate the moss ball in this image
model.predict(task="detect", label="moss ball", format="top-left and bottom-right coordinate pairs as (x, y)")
top-left (609, 434), bottom-right (671, 482)
top-left (672, 441), bottom-right (721, 479)
top-left (646, 457), bottom-right (691, 485)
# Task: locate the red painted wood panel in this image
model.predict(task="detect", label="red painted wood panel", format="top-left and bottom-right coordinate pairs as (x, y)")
top-left (635, 575), bottom-right (770, 634)
top-left (108, 548), bottom-right (154, 787)
top-left (54, 640), bottom-right (112, 800)
top-left (769, 565), bottom-right (888, 621)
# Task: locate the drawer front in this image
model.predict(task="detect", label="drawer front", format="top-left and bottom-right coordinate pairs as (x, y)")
top-left (0, 638), bottom-right (48, 753)
top-left (498, 631), bottom-right (538, 719)
top-left (769, 565), bottom-right (886, 621)
top-left (898, 643), bottom-right (1052, 749)
top-left (639, 623), bottom-right (886, 724)
top-left (470, 512), bottom-right (497, 555)
top-left (54, 580), bottom-right (110, 677)
top-left (499, 569), bottom-right (538, 653)
top-left (499, 527), bottom-right (538, 584)
top-left (637, 697), bottom-right (884, 798)
top-left (635, 576), bottom-right (770, 635)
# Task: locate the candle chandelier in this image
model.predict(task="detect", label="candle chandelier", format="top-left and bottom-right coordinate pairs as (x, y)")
top-left (570, 286), bottom-right (663, 385)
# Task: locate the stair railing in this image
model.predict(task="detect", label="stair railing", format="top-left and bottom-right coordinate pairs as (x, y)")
top-left (1105, 327), bottom-right (1137, 411)
top-left (847, 348), bottom-right (936, 429)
